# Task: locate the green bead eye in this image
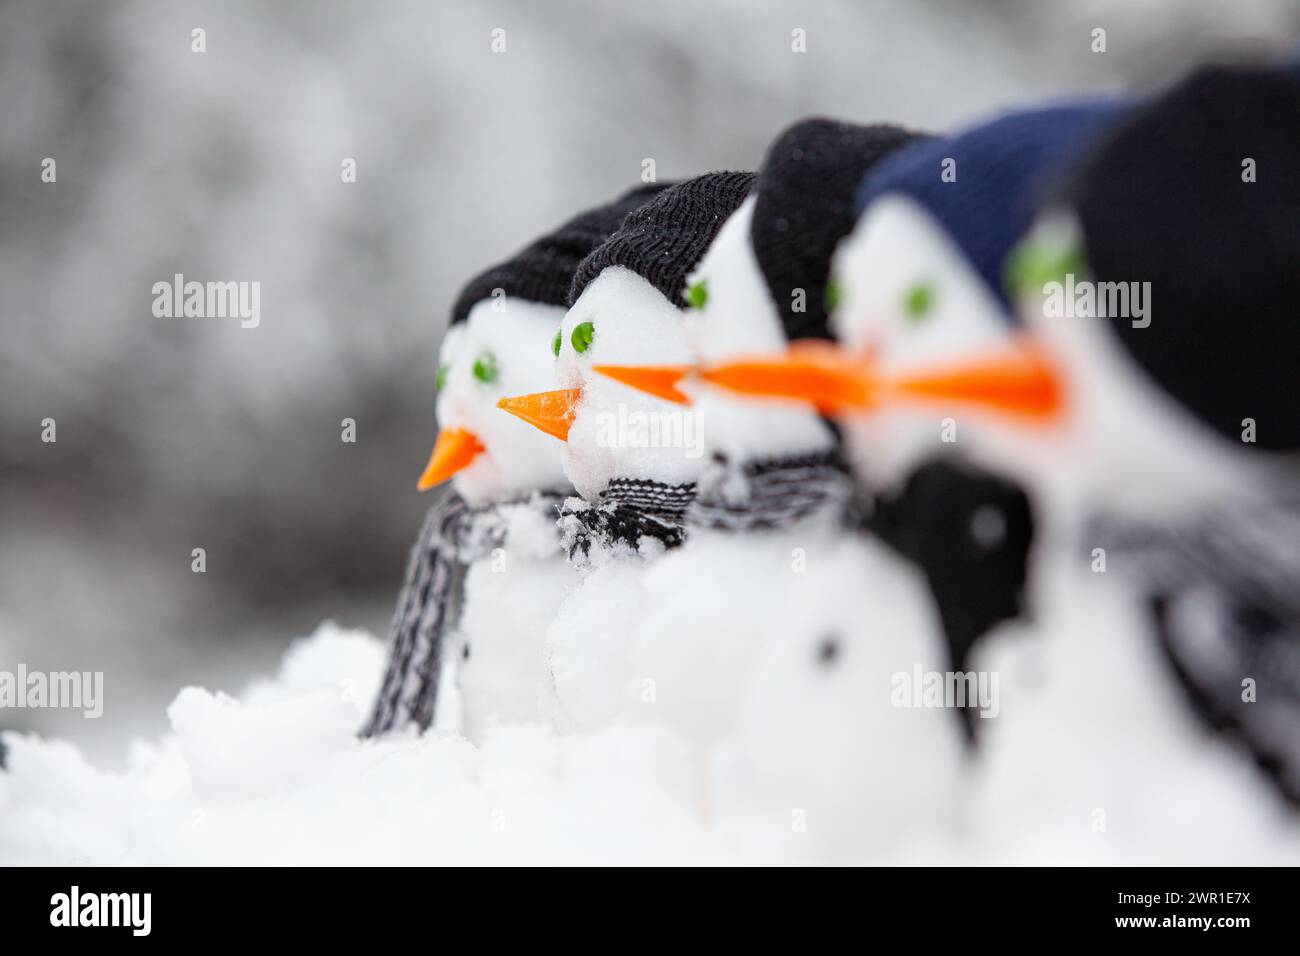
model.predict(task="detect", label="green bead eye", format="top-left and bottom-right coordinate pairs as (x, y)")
top-left (903, 281), bottom-right (934, 322)
top-left (1004, 232), bottom-right (1088, 301)
top-left (687, 279), bottom-right (709, 310)
top-left (571, 321), bottom-right (595, 354)
top-left (551, 329), bottom-right (562, 357)
top-left (436, 364), bottom-right (449, 391)
top-left (472, 351), bottom-right (498, 383)
top-left (824, 278), bottom-right (842, 313)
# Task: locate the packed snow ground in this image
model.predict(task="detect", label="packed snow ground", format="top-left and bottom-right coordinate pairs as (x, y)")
top-left (4, 531), bottom-right (1300, 865)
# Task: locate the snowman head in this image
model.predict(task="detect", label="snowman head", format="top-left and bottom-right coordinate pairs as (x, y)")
top-left (497, 173), bottom-right (756, 498)
top-left (415, 183), bottom-right (672, 505)
top-left (421, 298), bottom-right (570, 506)
top-left (833, 194), bottom-right (1011, 376)
top-left (828, 104), bottom-right (1120, 362)
top-left (551, 265), bottom-right (700, 499)
top-left (821, 193), bottom-right (1032, 486)
top-left (819, 71), bottom-right (1300, 517)
top-left (996, 65), bottom-right (1300, 514)
top-left (585, 196), bottom-right (817, 470)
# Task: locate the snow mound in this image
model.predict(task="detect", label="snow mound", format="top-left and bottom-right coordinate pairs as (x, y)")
top-left (2, 605), bottom-right (1298, 864)
top-left (0, 625), bottom-right (712, 865)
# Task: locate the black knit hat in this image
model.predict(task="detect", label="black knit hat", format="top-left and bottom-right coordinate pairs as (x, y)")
top-left (569, 171), bottom-right (756, 308)
top-left (752, 119), bottom-right (928, 341)
top-left (450, 183), bottom-right (671, 324)
top-left (1062, 65), bottom-right (1300, 451)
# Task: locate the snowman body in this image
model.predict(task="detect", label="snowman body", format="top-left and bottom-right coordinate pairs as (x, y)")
top-left (434, 298), bottom-right (578, 739)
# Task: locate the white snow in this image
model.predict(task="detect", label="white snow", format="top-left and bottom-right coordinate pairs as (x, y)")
top-left (4, 530), bottom-right (1297, 865)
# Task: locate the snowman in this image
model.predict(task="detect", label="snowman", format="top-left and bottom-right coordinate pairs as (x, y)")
top-left (497, 172), bottom-right (755, 731)
top-left (363, 184), bottom-right (667, 739)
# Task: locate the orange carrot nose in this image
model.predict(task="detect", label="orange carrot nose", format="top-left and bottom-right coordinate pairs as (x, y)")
top-left (700, 337), bottom-right (1066, 423)
top-left (887, 339), bottom-right (1065, 422)
top-left (416, 427), bottom-right (485, 491)
top-left (591, 365), bottom-right (693, 404)
top-left (699, 339), bottom-right (877, 415)
top-left (496, 388), bottom-right (583, 442)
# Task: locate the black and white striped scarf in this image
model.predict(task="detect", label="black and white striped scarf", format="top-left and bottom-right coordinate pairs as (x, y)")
top-left (1089, 501), bottom-right (1300, 804)
top-left (559, 478), bottom-right (694, 563)
top-left (559, 449), bottom-right (853, 562)
top-left (687, 449), bottom-right (855, 533)
top-left (361, 489), bottom-right (565, 738)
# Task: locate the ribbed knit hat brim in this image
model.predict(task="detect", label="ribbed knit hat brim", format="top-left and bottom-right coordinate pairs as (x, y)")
top-left (854, 100), bottom-right (1122, 312)
top-left (569, 171), bottom-right (756, 308)
top-left (450, 182), bottom-right (671, 324)
top-left (752, 119), bottom-right (928, 341)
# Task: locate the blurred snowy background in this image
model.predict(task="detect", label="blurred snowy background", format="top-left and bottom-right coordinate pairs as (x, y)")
top-left (3, 0), bottom-right (1298, 758)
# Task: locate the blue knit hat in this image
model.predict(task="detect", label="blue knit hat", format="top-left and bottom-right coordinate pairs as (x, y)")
top-left (852, 99), bottom-right (1124, 313)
